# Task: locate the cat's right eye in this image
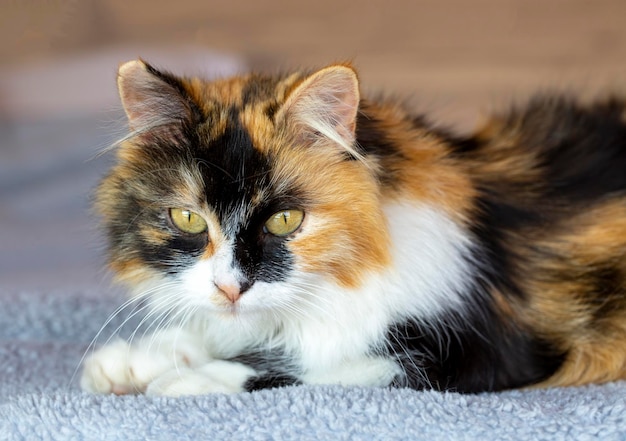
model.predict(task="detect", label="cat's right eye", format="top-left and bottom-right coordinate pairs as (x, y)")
top-left (169, 208), bottom-right (208, 234)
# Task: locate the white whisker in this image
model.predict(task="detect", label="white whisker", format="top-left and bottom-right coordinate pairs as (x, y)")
top-left (69, 281), bottom-right (179, 388)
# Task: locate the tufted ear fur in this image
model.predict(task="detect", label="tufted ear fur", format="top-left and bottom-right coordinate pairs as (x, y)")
top-left (117, 59), bottom-right (194, 135)
top-left (276, 65), bottom-right (361, 158)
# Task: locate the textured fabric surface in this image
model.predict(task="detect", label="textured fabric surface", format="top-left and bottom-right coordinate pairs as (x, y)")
top-left (0, 288), bottom-right (625, 441)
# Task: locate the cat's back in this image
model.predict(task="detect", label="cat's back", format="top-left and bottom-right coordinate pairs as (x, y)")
top-left (461, 96), bottom-right (626, 207)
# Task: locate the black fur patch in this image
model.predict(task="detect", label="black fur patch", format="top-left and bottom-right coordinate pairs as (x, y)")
top-left (519, 97), bottom-right (626, 202)
top-left (386, 291), bottom-right (565, 392)
top-left (469, 193), bottom-right (539, 299)
top-left (243, 374), bottom-right (300, 392)
top-left (141, 233), bottom-right (208, 275)
top-left (193, 115), bottom-right (297, 285)
top-left (355, 104), bottom-right (406, 188)
top-left (230, 350), bottom-right (300, 392)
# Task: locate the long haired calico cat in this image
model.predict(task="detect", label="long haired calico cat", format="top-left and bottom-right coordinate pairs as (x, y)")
top-left (80, 59), bottom-right (626, 396)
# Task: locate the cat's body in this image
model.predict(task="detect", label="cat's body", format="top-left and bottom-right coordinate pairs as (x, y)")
top-left (81, 60), bottom-right (626, 396)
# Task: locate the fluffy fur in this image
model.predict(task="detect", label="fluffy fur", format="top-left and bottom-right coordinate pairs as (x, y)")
top-left (81, 60), bottom-right (626, 396)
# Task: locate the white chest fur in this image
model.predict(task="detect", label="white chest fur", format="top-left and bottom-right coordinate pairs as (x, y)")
top-left (277, 201), bottom-right (475, 374)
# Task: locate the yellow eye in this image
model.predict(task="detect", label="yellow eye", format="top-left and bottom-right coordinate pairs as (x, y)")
top-left (264, 209), bottom-right (304, 237)
top-left (169, 208), bottom-right (207, 234)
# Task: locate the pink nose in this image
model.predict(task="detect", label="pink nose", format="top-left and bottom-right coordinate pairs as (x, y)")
top-left (215, 283), bottom-right (241, 303)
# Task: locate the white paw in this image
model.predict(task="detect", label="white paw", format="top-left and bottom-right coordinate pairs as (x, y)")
top-left (146, 361), bottom-right (257, 396)
top-left (80, 339), bottom-right (184, 395)
top-left (303, 357), bottom-right (401, 387)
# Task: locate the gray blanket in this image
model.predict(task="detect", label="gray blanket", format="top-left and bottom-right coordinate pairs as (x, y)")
top-left (0, 287), bottom-right (625, 440)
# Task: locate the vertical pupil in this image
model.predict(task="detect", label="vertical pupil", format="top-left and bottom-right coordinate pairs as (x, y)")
top-left (183, 210), bottom-right (191, 223)
top-left (282, 212), bottom-right (288, 224)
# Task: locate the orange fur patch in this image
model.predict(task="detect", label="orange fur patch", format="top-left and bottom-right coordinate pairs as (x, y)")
top-left (521, 199), bottom-right (626, 386)
top-left (270, 141), bottom-right (391, 288)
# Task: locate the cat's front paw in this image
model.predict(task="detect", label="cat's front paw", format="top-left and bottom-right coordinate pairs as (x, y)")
top-left (145, 361), bottom-right (257, 396)
top-left (80, 339), bottom-right (180, 395)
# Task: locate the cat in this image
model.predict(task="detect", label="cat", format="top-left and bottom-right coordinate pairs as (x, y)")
top-left (80, 59), bottom-right (626, 396)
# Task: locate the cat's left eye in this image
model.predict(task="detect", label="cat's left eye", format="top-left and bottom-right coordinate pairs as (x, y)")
top-left (264, 209), bottom-right (304, 237)
top-left (169, 208), bottom-right (208, 234)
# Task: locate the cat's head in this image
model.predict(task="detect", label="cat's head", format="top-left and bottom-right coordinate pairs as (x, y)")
top-left (98, 60), bottom-right (390, 316)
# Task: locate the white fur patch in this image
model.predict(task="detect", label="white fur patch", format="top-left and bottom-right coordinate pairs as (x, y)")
top-left (179, 242), bottom-right (245, 307)
top-left (381, 201), bottom-right (474, 318)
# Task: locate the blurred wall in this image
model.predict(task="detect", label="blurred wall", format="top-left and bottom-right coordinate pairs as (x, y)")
top-left (2, 0), bottom-right (626, 124)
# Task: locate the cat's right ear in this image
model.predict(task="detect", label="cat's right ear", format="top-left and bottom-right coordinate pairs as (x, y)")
top-left (117, 59), bottom-right (194, 134)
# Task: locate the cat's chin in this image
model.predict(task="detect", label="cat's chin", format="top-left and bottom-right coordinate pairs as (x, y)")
top-left (203, 301), bottom-right (269, 318)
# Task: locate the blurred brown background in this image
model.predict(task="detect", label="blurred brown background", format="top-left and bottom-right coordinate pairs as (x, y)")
top-left (1, 0), bottom-right (625, 288)
top-left (3, 0), bottom-right (626, 123)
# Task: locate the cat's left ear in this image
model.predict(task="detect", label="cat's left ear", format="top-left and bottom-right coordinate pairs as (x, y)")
top-left (277, 64), bottom-right (360, 153)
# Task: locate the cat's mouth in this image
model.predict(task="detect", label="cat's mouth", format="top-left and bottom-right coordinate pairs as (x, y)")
top-left (210, 294), bottom-right (259, 317)
top-left (215, 304), bottom-right (242, 317)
